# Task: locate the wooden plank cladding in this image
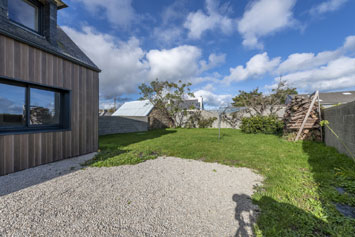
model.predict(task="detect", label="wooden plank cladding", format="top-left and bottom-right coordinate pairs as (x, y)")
top-left (0, 35), bottom-right (99, 176)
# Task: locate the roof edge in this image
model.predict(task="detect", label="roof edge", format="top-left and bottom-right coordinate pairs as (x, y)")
top-left (0, 29), bottom-right (101, 73)
top-left (55, 0), bottom-right (68, 9)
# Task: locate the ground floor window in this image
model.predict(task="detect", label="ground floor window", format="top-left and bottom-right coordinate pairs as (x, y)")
top-left (0, 77), bottom-right (71, 134)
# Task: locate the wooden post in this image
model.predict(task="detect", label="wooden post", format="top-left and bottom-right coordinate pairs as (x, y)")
top-left (295, 91), bottom-right (319, 141)
top-left (218, 114), bottom-right (221, 140)
top-left (317, 93), bottom-right (323, 141)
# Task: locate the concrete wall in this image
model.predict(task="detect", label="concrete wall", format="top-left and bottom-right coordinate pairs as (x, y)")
top-left (183, 107), bottom-right (286, 129)
top-left (323, 101), bottom-right (355, 157)
top-left (99, 116), bottom-right (148, 136)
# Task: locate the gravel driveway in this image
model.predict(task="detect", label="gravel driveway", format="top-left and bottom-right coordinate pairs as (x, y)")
top-left (0, 155), bottom-right (262, 237)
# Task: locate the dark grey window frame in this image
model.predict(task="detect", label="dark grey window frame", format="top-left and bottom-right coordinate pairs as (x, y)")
top-left (0, 76), bottom-right (71, 135)
top-left (8, 0), bottom-right (43, 34)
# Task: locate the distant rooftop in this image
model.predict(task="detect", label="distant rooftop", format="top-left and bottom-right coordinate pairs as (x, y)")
top-left (287, 91), bottom-right (355, 106)
top-left (112, 100), bottom-right (154, 117)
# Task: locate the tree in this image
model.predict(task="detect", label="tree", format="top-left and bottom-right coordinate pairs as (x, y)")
top-left (221, 111), bottom-right (243, 128)
top-left (232, 80), bottom-right (297, 117)
top-left (138, 79), bottom-right (195, 127)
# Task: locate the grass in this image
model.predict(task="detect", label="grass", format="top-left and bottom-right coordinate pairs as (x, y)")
top-left (87, 128), bottom-right (355, 236)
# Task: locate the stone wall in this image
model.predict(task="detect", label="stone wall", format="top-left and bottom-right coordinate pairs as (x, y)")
top-left (148, 108), bottom-right (173, 130)
top-left (323, 101), bottom-right (355, 157)
top-left (184, 107), bottom-right (286, 129)
top-left (99, 116), bottom-right (148, 136)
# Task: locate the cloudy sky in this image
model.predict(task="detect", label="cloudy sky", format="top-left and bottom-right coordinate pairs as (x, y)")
top-left (58, 0), bottom-right (355, 109)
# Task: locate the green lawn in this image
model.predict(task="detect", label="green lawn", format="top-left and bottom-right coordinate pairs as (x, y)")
top-left (87, 128), bottom-right (355, 236)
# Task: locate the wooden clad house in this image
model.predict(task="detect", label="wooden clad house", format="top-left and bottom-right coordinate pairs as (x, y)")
top-left (0, 0), bottom-right (100, 176)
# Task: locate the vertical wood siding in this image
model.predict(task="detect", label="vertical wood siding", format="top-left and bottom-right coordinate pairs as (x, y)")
top-left (0, 35), bottom-right (99, 176)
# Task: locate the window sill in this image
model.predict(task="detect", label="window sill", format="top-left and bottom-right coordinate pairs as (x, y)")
top-left (0, 128), bottom-right (71, 136)
top-left (8, 20), bottom-right (44, 38)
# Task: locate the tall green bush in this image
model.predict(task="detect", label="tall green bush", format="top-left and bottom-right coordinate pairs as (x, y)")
top-left (241, 116), bottom-right (284, 134)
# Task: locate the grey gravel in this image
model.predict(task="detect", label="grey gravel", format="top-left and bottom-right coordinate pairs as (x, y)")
top-left (0, 155), bottom-right (262, 237)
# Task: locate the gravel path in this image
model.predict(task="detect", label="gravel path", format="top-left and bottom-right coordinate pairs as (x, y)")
top-left (0, 156), bottom-right (262, 237)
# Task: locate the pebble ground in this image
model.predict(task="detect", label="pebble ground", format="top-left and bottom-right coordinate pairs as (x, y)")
top-left (0, 155), bottom-right (262, 236)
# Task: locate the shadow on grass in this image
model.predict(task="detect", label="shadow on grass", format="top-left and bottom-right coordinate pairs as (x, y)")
top-left (250, 195), bottom-right (330, 237)
top-left (99, 129), bottom-right (176, 148)
top-left (86, 129), bottom-right (176, 167)
top-left (302, 141), bottom-right (355, 235)
top-left (233, 194), bottom-right (330, 236)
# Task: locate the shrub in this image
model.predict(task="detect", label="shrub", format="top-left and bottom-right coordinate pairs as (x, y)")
top-left (240, 116), bottom-right (284, 134)
top-left (197, 117), bottom-right (217, 128)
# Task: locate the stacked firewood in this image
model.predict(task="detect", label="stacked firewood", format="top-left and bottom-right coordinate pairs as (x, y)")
top-left (284, 95), bottom-right (322, 141)
top-left (30, 106), bottom-right (52, 125)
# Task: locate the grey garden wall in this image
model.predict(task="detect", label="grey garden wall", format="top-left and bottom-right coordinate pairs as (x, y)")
top-left (323, 101), bottom-right (355, 157)
top-left (178, 107), bottom-right (286, 129)
top-left (99, 116), bottom-right (148, 136)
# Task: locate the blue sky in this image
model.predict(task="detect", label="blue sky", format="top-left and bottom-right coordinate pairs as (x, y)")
top-left (58, 0), bottom-right (355, 109)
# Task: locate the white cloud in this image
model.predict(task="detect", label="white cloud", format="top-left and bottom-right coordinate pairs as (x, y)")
top-left (222, 34), bottom-right (355, 92)
top-left (62, 26), bottom-right (149, 99)
top-left (184, 0), bottom-right (233, 39)
top-left (310, 0), bottom-right (348, 15)
top-left (62, 26), bottom-right (224, 99)
top-left (270, 35), bottom-right (355, 92)
top-left (277, 35), bottom-right (355, 75)
top-left (146, 47), bottom-right (224, 83)
top-left (76, 0), bottom-right (136, 28)
top-left (224, 53), bottom-right (280, 83)
top-left (200, 53), bottom-right (226, 72)
top-left (279, 57), bottom-right (355, 91)
top-left (152, 1), bottom-right (188, 46)
top-left (152, 27), bottom-right (184, 46)
top-left (277, 51), bottom-right (341, 75)
top-left (237, 0), bottom-right (296, 49)
top-left (194, 89), bottom-right (233, 108)
top-left (344, 35), bottom-right (355, 52)
top-left (147, 45), bottom-right (202, 82)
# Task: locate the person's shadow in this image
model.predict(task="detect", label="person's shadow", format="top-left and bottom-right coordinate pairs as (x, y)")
top-left (232, 194), bottom-right (331, 237)
top-left (232, 194), bottom-right (258, 237)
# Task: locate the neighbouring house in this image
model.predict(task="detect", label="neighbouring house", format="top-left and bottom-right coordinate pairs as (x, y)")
top-left (180, 97), bottom-right (204, 110)
top-left (112, 100), bottom-right (172, 129)
top-left (112, 98), bottom-right (204, 129)
top-left (0, 0), bottom-right (100, 176)
top-left (286, 91), bottom-right (355, 108)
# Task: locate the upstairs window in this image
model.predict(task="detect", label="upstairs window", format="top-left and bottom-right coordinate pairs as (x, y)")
top-left (8, 0), bottom-right (40, 32)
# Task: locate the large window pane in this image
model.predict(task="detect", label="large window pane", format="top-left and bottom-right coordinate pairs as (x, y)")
top-left (30, 88), bottom-right (61, 125)
top-left (0, 83), bottom-right (26, 127)
top-left (8, 0), bottom-right (39, 32)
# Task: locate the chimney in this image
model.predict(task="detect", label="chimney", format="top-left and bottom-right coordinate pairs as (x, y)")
top-left (43, 0), bottom-right (58, 46)
top-left (0, 0), bottom-right (7, 18)
top-left (198, 96), bottom-right (204, 110)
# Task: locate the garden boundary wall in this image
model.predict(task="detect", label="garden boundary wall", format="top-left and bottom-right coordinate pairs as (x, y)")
top-left (182, 108), bottom-right (286, 129)
top-left (99, 116), bottom-right (148, 136)
top-left (323, 101), bottom-right (355, 157)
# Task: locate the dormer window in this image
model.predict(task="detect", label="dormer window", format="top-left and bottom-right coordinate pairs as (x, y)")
top-left (8, 0), bottom-right (40, 32)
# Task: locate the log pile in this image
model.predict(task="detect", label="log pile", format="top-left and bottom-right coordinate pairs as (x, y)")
top-left (284, 95), bottom-right (321, 141)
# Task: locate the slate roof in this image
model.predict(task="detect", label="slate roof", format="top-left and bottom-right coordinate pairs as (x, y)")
top-left (0, 16), bottom-right (100, 72)
top-left (288, 91), bottom-right (355, 105)
top-left (112, 100), bottom-right (154, 117)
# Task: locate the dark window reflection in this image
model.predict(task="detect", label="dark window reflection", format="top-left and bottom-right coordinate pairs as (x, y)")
top-left (8, 0), bottom-right (39, 32)
top-left (0, 83), bottom-right (26, 127)
top-left (30, 88), bottom-right (61, 125)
